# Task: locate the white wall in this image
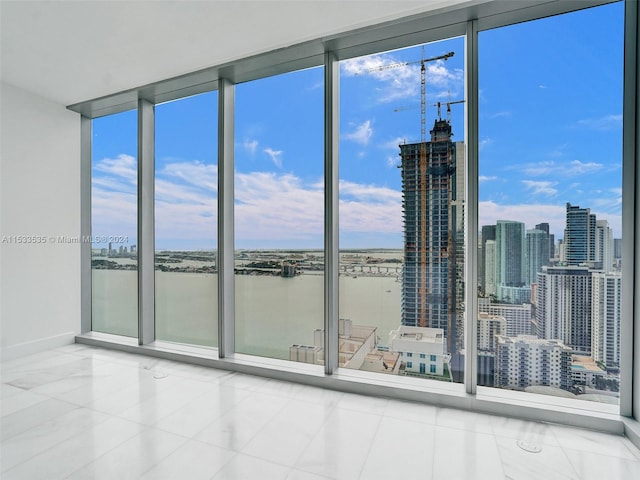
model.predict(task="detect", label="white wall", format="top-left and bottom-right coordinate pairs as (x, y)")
top-left (1, 81), bottom-right (81, 360)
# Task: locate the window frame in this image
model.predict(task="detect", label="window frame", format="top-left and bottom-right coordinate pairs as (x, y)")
top-left (73, 0), bottom-right (639, 441)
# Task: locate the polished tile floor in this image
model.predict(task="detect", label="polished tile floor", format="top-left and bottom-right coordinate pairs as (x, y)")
top-left (1, 344), bottom-right (639, 479)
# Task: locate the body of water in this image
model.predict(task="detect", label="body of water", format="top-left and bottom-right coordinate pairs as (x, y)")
top-left (92, 270), bottom-right (402, 360)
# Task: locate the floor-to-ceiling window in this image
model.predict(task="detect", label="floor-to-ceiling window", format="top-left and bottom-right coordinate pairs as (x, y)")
top-left (234, 67), bottom-right (325, 362)
top-left (477, 1), bottom-right (624, 405)
top-left (78, 0), bottom-right (636, 430)
top-left (338, 37), bottom-right (466, 383)
top-left (155, 92), bottom-right (219, 347)
top-left (91, 110), bottom-right (138, 337)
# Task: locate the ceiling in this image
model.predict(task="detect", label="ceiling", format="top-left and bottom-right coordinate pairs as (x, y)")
top-left (0, 0), bottom-right (469, 106)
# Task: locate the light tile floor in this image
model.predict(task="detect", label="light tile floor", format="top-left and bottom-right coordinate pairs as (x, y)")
top-left (1, 344), bottom-right (639, 479)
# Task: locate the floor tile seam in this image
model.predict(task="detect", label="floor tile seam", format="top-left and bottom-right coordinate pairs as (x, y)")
top-left (356, 412), bottom-right (385, 480)
top-left (1, 354), bottom-right (79, 373)
top-left (190, 392), bottom-right (290, 451)
top-left (559, 441), bottom-right (640, 463)
top-left (165, 402), bottom-right (235, 441)
top-left (290, 405), bottom-right (355, 476)
top-left (228, 393), bottom-right (297, 452)
top-left (0, 385), bottom-right (26, 401)
top-left (551, 438), bottom-right (592, 479)
top-left (0, 398), bottom-right (81, 442)
top-left (549, 423), bottom-right (640, 460)
top-left (382, 409), bottom-right (438, 427)
top-left (430, 417), bottom-right (437, 480)
top-left (117, 384), bottom-right (222, 428)
top-left (286, 467), bottom-right (336, 480)
top-left (60, 424), bottom-right (188, 480)
top-left (465, 429), bottom-right (508, 480)
top-left (561, 444), bottom-right (640, 464)
top-left (132, 378), bottom-right (222, 412)
top-left (492, 431), bottom-right (562, 450)
top-left (0, 390), bottom-right (50, 418)
top-left (162, 367), bottom-right (236, 384)
top-left (89, 375), bottom-right (182, 412)
top-left (280, 401), bottom-right (339, 468)
top-left (432, 418), bottom-right (494, 436)
top-left (234, 447), bottom-right (306, 473)
top-left (135, 435), bottom-right (228, 480)
top-left (236, 378), bottom-right (308, 400)
top-left (173, 384), bottom-right (257, 440)
top-left (28, 374), bottom-right (114, 399)
top-left (0, 408), bottom-right (116, 476)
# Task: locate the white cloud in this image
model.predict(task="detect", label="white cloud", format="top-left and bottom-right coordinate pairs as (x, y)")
top-left (94, 154), bottom-right (137, 184)
top-left (386, 156), bottom-right (398, 168)
top-left (479, 138), bottom-right (493, 150)
top-left (577, 114), bottom-right (622, 131)
top-left (344, 120), bottom-right (373, 145)
top-left (339, 180), bottom-right (402, 204)
top-left (522, 180), bottom-right (558, 196)
top-left (488, 111), bottom-right (512, 119)
top-left (479, 201), bottom-right (566, 236)
top-left (521, 161), bottom-right (556, 176)
top-left (263, 148), bottom-right (283, 168)
top-left (381, 136), bottom-right (409, 150)
top-left (479, 175), bottom-right (498, 182)
top-left (565, 160), bottom-right (604, 175)
top-left (243, 138), bottom-right (258, 155)
top-left (520, 160), bottom-right (604, 177)
top-left (161, 161), bottom-right (217, 191)
top-left (341, 53), bottom-right (462, 103)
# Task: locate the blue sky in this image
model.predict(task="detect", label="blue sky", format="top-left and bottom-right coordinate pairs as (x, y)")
top-left (92, 1), bottom-right (623, 250)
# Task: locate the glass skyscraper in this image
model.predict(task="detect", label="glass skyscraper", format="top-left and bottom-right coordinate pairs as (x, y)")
top-left (399, 118), bottom-right (458, 354)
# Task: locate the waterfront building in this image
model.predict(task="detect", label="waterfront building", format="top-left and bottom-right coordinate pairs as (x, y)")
top-left (388, 325), bottom-right (447, 376)
top-left (536, 266), bottom-right (592, 354)
top-left (495, 335), bottom-right (572, 391)
top-left (290, 319), bottom-right (401, 374)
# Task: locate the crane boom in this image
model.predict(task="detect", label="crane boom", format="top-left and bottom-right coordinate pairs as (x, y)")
top-left (433, 99), bottom-right (465, 120)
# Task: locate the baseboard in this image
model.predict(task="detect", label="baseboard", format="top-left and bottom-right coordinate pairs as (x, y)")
top-left (1, 332), bottom-right (77, 361)
top-left (623, 417), bottom-right (640, 451)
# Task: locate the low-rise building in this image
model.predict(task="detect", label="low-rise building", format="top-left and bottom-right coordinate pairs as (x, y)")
top-left (290, 319), bottom-right (400, 374)
top-left (495, 334), bottom-right (572, 391)
top-left (388, 326), bottom-right (447, 376)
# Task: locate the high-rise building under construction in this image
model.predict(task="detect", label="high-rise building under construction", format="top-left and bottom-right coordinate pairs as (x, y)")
top-left (399, 118), bottom-right (460, 354)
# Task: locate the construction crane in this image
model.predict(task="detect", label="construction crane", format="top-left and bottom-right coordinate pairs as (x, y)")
top-left (362, 49), bottom-right (454, 329)
top-left (362, 50), bottom-right (454, 144)
top-left (433, 99), bottom-right (465, 121)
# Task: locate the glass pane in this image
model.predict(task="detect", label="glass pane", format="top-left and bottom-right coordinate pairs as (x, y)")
top-left (155, 92), bottom-right (218, 347)
top-left (234, 67), bottom-right (324, 362)
top-left (339, 37), bottom-right (465, 382)
top-left (478, 2), bottom-right (623, 404)
top-left (91, 110), bottom-right (138, 337)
